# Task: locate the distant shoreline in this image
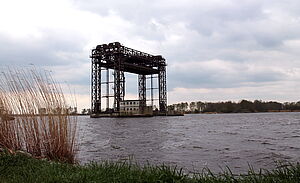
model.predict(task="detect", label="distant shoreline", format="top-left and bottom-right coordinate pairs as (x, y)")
top-left (5, 110), bottom-right (300, 117)
top-left (75, 110), bottom-right (300, 116)
top-left (185, 110), bottom-right (300, 114)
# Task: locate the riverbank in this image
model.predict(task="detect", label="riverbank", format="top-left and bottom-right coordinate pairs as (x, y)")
top-left (0, 152), bottom-right (299, 183)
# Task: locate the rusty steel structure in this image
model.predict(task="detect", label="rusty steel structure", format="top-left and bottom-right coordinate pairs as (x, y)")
top-left (90, 42), bottom-right (167, 116)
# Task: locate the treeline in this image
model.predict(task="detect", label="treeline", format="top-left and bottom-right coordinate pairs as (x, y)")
top-left (80, 108), bottom-right (91, 115)
top-left (168, 100), bottom-right (300, 113)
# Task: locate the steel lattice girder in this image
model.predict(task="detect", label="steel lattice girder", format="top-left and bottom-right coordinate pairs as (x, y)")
top-left (158, 66), bottom-right (167, 113)
top-left (91, 42), bottom-right (167, 114)
top-left (91, 58), bottom-right (101, 114)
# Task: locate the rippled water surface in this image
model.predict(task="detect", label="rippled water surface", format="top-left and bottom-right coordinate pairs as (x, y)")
top-left (77, 113), bottom-right (300, 173)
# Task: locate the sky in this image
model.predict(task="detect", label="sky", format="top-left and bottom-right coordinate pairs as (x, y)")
top-left (0, 0), bottom-right (300, 110)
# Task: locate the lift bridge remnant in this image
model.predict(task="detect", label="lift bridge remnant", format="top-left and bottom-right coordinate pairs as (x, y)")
top-left (90, 42), bottom-right (167, 117)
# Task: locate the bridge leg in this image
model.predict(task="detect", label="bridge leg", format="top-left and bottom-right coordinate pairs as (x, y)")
top-left (138, 74), bottom-right (146, 112)
top-left (113, 56), bottom-right (125, 112)
top-left (91, 58), bottom-right (101, 114)
top-left (158, 66), bottom-right (167, 114)
top-left (151, 74), bottom-right (154, 107)
top-left (106, 68), bottom-right (109, 112)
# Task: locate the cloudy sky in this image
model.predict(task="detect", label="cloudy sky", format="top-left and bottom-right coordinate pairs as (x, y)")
top-left (1, 0), bottom-right (300, 110)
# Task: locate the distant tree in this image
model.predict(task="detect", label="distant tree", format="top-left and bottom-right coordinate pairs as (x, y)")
top-left (254, 100), bottom-right (264, 112)
top-left (81, 108), bottom-right (87, 115)
top-left (284, 101), bottom-right (300, 110)
top-left (73, 107), bottom-right (77, 114)
top-left (239, 100), bottom-right (254, 112)
top-left (181, 102), bottom-right (189, 111)
top-left (168, 105), bottom-right (175, 111)
top-left (189, 102), bottom-right (196, 112)
top-left (202, 102), bottom-right (216, 112)
top-left (221, 101), bottom-right (235, 113)
top-left (68, 106), bottom-right (78, 115)
top-left (168, 100), bottom-right (298, 113)
top-left (87, 109), bottom-right (91, 115)
top-left (196, 101), bottom-right (204, 112)
top-left (296, 101), bottom-right (300, 110)
top-left (283, 102), bottom-right (296, 110)
top-left (264, 101), bottom-right (282, 111)
top-left (175, 103), bottom-right (181, 111)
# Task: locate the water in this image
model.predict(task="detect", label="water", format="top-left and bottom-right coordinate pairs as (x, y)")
top-left (77, 112), bottom-right (300, 173)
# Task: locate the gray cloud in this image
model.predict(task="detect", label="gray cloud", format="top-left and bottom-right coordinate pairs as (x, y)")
top-left (1, 0), bottom-right (300, 108)
top-left (168, 60), bottom-right (287, 89)
top-left (0, 30), bottom-right (87, 66)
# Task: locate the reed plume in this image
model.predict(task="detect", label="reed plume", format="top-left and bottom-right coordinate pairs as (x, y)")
top-left (0, 67), bottom-right (77, 163)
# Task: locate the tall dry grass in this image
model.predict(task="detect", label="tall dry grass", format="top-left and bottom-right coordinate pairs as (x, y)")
top-left (0, 67), bottom-right (77, 163)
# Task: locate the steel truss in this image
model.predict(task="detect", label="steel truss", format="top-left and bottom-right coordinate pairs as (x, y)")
top-left (90, 42), bottom-right (167, 115)
top-left (138, 74), bottom-right (146, 112)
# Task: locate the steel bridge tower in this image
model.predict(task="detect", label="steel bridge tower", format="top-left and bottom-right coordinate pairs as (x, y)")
top-left (90, 42), bottom-right (167, 116)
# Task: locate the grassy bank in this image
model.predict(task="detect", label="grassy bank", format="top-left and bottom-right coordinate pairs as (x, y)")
top-left (0, 152), bottom-right (299, 183)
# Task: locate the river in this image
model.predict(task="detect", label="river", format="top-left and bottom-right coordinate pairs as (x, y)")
top-left (77, 112), bottom-right (300, 173)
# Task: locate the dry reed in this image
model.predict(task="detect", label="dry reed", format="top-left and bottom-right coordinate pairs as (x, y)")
top-left (0, 67), bottom-right (77, 163)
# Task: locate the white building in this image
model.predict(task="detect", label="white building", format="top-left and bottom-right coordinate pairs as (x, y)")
top-left (120, 100), bottom-right (152, 116)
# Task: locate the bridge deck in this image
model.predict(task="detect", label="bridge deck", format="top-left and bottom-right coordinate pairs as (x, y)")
top-left (91, 42), bottom-right (166, 75)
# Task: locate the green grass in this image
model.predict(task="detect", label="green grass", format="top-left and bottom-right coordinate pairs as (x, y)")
top-left (0, 152), bottom-right (299, 183)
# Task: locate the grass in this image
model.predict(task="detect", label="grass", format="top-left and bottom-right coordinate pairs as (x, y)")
top-left (0, 67), bottom-right (77, 163)
top-left (0, 152), bottom-right (299, 183)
